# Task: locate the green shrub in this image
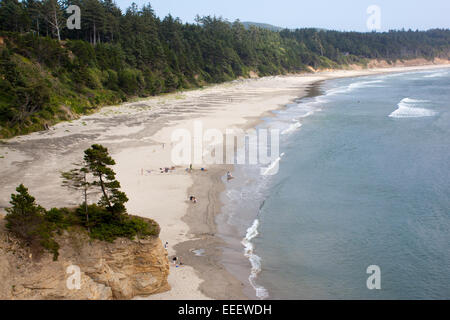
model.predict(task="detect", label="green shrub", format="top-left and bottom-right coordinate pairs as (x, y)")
top-left (77, 204), bottom-right (159, 242)
top-left (118, 68), bottom-right (145, 95)
top-left (103, 69), bottom-right (119, 91)
top-left (45, 207), bottom-right (77, 230)
top-left (85, 68), bottom-right (102, 89)
top-left (39, 225), bottom-right (61, 261)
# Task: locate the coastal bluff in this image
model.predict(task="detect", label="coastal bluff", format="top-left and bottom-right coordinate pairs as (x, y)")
top-left (0, 218), bottom-right (170, 300)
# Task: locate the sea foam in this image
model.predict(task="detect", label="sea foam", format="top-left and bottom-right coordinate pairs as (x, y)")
top-left (281, 121), bottom-right (302, 135)
top-left (389, 98), bottom-right (436, 118)
top-left (261, 153), bottom-right (285, 176)
top-left (423, 71), bottom-right (449, 78)
top-left (326, 79), bottom-right (384, 96)
top-left (242, 219), bottom-right (269, 299)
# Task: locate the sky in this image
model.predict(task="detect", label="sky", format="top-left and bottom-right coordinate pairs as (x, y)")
top-left (115, 0), bottom-right (450, 32)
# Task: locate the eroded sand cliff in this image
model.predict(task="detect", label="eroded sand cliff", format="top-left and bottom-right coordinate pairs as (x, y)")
top-left (0, 218), bottom-right (170, 300)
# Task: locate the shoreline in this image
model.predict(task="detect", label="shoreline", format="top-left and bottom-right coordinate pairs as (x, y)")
top-left (0, 63), bottom-right (449, 300)
top-left (147, 63), bottom-right (450, 300)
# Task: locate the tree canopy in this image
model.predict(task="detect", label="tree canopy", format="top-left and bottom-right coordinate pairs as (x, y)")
top-left (83, 144), bottom-right (128, 215)
top-left (0, 1), bottom-right (449, 137)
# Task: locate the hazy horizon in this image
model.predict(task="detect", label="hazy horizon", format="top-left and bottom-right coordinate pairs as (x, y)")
top-left (116, 0), bottom-right (450, 32)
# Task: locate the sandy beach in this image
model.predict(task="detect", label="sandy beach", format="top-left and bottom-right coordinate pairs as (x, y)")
top-left (0, 62), bottom-right (449, 300)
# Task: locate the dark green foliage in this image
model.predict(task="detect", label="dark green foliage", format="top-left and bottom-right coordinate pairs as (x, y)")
top-left (241, 22), bottom-right (284, 32)
top-left (83, 144), bottom-right (128, 214)
top-left (0, 1), bottom-right (449, 137)
top-left (0, 46), bottom-right (53, 127)
top-left (76, 204), bottom-right (159, 242)
top-left (5, 184), bottom-right (46, 244)
top-left (45, 207), bottom-right (77, 229)
top-left (5, 186), bottom-right (158, 260)
top-left (118, 68), bottom-right (144, 95)
top-left (67, 40), bottom-right (96, 68)
top-left (5, 184), bottom-right (60, 260)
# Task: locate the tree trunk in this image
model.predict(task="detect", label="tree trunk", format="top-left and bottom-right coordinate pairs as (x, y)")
top-left (93, 22), bottom-right (96, 46)
top-left (53, 8), bottom-right (61, 41)
top-left (99, 175), bottom-right (112, 209)
top-left (83, 172), bottom-right (90, 233)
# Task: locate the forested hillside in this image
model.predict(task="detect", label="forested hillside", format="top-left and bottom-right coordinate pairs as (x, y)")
top-left (0, 0), bottom-right (449, 138)
top-left (241, 22), bottom-right (284, 32)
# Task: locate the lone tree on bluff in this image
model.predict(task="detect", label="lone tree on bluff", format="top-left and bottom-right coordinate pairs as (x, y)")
top-left (83, 144), bottom-right (128, 216)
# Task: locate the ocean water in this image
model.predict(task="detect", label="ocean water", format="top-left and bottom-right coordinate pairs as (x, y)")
top-left (219, 68), bottom-right (450, 300)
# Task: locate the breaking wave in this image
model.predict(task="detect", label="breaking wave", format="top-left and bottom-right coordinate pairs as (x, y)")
top-left (423, 71), bottom-right (449, 78)
top-left (242, 219), bottom-right (269, 299)
top-left (281, 121), bottom-right (302, 135)
top-left (261, 153), bottom-right (285, 176)
top-left (326, 79), bottom-right (384, 96)
top-left (389, 98), bottom-right (437, 118)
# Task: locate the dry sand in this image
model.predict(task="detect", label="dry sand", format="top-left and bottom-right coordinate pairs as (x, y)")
top-left (0, 63), bottom-right (449, 300)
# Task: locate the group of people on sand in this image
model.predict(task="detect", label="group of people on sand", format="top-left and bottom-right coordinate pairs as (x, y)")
top-left (162, 172), bottom-right (236, 270)
top-left (140, 167), bottom-right (176, 175)
top-left (165, 242), bottom-right (183, 268)
top-left (160, 166), bottom-right (175, 173)
top-left (186, 164), bottom-right (210, 173)
top-left (172, 256), bottom-right (183, 267)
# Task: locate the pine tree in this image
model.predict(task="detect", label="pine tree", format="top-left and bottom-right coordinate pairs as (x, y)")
top-left (83, 144), bottom-right (128, 216)
top-left (82, 0), bottom-right (106, 45)
top-left (5, 184), bottom-right (45, 245)
top-left (0, 0), bottom-right (24, 32)
top-left (23, 0), bottom-right (42, 35)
